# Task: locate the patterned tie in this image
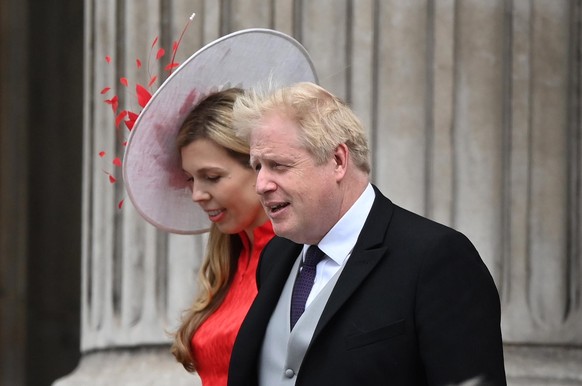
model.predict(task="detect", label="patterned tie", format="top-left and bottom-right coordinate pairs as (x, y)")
top-left (290, 245), bottom-right (325, 330)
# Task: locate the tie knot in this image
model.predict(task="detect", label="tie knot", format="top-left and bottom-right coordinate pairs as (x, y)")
top-left (304, 245), bottom-right (325, 267)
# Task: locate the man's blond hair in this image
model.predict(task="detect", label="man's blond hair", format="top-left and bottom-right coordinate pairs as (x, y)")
top-left (233, 82), bottom-right (371, 174)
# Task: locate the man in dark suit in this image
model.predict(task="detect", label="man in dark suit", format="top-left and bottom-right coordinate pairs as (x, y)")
top-left (228, 82), bottom-right (506, 386)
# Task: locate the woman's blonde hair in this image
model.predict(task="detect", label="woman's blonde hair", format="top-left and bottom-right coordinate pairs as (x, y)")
top-left (233, 82), bottom-right (371, 174)
top-left (171, 87), bottom-right (248, 372)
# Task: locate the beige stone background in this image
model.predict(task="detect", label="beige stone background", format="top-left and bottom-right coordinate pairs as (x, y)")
top-left (1, 0), bottom-right (581, 385)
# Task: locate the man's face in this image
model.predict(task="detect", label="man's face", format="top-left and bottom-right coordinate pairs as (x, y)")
top-left (249, 112), bottom-right (342, 245)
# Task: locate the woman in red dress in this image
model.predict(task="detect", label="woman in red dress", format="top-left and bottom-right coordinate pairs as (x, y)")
top-left (170, 88), bottom-right (274, 385)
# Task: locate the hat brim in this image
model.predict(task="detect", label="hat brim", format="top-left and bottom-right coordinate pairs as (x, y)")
top-left (123, 28), bottom-right (318, 234)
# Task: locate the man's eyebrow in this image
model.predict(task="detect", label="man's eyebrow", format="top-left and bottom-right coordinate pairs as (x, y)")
top-left (250, 151), bottom-right (266, 161)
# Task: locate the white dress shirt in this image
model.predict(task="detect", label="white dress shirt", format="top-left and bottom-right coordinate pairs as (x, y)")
top-left (303, 183), bottom-right (375, 307)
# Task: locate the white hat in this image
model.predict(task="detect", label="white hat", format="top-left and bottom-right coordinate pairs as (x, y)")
top-left (123, 28), bottom-right (318, 234)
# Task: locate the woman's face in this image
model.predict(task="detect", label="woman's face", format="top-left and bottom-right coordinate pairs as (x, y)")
top-left (181, 138), bottom-right (267, 236)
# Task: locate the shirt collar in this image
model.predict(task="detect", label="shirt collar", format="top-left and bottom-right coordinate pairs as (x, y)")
top-left (303, 183), bottom-right (375, 265)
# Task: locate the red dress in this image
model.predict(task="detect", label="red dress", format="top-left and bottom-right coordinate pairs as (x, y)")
top-left (191, 221), bottom-right (274, 386)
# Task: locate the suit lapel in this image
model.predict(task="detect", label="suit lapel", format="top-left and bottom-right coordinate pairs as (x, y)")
top-left (230, 237), bottom-right (302, 385)
top-left (243, 237), bottom-right (302, 353)
top-left (313, 186), bottom-right (394, 338)
top-left (257, 236), bottom-right (302, 293)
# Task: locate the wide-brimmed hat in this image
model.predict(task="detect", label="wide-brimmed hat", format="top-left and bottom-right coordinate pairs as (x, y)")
top-left (123, 28), bottom-right (318, 234)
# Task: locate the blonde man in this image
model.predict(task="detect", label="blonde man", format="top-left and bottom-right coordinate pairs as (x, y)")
top-left (228, 82), bottom-right (506, 386)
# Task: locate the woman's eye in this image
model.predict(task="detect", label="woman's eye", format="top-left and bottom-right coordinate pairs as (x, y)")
top-left (205, 175), bottom-right (220, 182)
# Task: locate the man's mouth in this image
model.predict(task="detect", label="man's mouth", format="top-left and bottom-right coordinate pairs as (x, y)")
top-left (267, 202), bottom-right (289, 214)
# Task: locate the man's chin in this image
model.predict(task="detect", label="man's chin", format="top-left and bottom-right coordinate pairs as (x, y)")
top-left (271, 223), bottom-right (299, 242)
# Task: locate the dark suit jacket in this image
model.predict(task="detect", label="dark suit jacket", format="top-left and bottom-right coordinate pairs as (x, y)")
top-left (229, 186), bottom-right (506, 386)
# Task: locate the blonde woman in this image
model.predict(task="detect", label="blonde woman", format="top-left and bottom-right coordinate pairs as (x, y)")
top-left (170, 88), bottom-right (273, 384)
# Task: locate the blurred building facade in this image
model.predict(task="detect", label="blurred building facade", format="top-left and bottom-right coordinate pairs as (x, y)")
top-left (1, 1), bottom-right (581, 385)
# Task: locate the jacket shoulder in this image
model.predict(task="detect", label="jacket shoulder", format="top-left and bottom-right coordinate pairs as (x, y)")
top-left (256, 236), bottom-right (302, 287)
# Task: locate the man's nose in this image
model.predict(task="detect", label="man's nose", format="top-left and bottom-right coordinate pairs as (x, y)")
top-left (255, 169), bottom-right (275, 195)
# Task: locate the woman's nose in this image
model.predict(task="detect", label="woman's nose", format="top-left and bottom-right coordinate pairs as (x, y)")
top-left (191, 183), bottom-right (210, 202)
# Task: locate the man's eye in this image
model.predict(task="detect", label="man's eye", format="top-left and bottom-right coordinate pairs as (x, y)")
top-left (253, 163), bottom-right (262, 173)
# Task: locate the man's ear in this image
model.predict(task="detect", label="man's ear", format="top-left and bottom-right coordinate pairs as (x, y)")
top-left (333, 143), bottom-right (349, 181)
